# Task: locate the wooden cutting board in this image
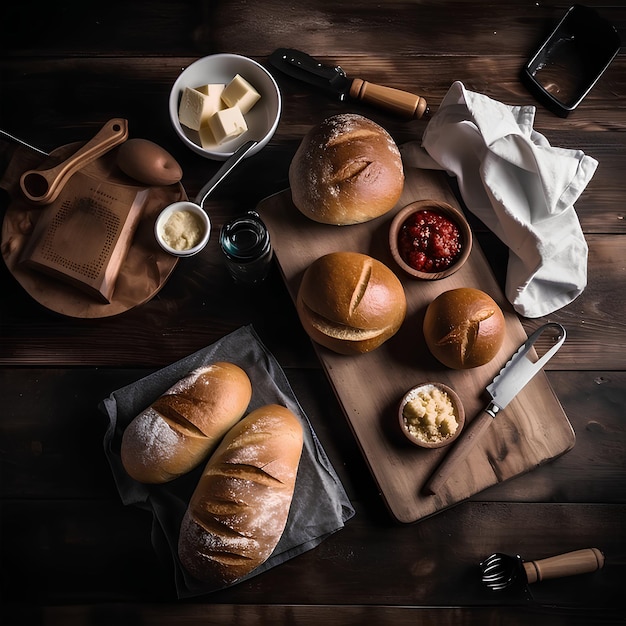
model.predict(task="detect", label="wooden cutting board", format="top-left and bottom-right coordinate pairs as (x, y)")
top-left (259, 163), bottom-right (576, 524)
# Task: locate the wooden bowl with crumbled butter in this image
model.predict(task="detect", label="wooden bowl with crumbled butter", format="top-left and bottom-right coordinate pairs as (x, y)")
top-left (398, 382), bottom-right (465, 449)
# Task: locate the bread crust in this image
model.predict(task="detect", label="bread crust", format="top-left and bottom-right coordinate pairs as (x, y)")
top-left (289, 113), bottom-right (404, 225)
top-left (178, 404), bottom-right (303, 586)
top-left (423, 288), bottom-right (505, 369)
top-left (296, 251), bottom-right (407, 354)
top-left (121, 362), bottom-right (252, 483)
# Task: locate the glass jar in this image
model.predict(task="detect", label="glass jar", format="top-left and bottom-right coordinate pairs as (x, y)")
top-left (219, 210), bottom-right (273, 284)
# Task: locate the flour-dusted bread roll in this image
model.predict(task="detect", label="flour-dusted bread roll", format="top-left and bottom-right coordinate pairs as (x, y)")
top-left (178, 404), bottom-right (304, 586)
top-left (296, 251), bottom-right (407, 355)
top-left (289, 113), bottom-right (404, 225)
top-left (423, 287), bottom-right (506, 369)
top-left (121, 362), bottom-right (252, 483)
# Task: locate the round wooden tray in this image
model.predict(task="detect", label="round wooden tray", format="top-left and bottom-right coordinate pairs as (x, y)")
top-left (1, 143), bottom-right (185, 318)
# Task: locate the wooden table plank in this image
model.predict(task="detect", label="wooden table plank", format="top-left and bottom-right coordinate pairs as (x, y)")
top-left (1, 499), bottom-right (623, 609)
top-left (5, 604), bottom-right (622, 626)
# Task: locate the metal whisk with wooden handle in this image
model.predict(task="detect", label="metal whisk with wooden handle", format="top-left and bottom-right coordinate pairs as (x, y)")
top-left (480, 548), bottom-right (605, 591)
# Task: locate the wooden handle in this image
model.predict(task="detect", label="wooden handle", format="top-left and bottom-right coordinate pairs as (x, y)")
top-left (349, 79), bottom-right (428, 119)
top-left (423, 408), bottom-right (495, 494)
top-left (523, 548), bottom-right (605, 584)
top-left (19, 118), bottom-right (128, 205)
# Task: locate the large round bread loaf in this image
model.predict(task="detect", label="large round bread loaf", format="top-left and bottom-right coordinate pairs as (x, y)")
top-left (289, 113), bottom-right (404, 225)
top-left (177, 404), bottom-right (303, 587)
top-left (423, 288), bottom-right (506, 369)
top-left (296, 251), bottom-right (407, 355)
top-left (121, 362), bottom-right (252, 483)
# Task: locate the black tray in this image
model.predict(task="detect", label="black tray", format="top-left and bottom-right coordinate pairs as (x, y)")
top-left (521, 5), bottom-right (621, 117)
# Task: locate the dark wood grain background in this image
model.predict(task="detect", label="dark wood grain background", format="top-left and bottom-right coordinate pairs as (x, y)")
top-left (1, 1), bottom-right (625, 624)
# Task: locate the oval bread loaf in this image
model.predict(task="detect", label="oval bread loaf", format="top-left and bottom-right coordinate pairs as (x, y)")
top-left (178, 404), bottom-right (304, 586)
top-left (289, 113), bottom-right (404, 225)
top-left (296, 251), bottom-right (407, 354)
top-left (121, 362), bottom-right (252, 483)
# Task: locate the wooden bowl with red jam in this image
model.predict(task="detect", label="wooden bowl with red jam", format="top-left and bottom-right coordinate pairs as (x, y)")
top-left (389, 200), bottom-right (472, 280)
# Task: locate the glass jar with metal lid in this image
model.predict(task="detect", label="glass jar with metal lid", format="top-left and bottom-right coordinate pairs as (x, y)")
top-left (219, 210), bottom-right (273, 284)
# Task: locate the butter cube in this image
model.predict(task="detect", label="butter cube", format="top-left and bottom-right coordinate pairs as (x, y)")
top-left (198, 123), bottom-right (217, 149)
top-left (221, 74), bottom-right (261, 114)
top-left (178, 85), bottom-right (223, 131)
top-left (208, 106), bottom-right (248, 144)
top-left (195, 83), bottom-right (225, 112)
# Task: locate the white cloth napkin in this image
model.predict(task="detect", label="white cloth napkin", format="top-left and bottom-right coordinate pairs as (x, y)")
top-left (400, 81), bottom-right (598, 318)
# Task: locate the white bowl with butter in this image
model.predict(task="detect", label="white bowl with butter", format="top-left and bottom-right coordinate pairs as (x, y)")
top-left (169, 54), bottom-right (281, 161)
top-left (155, 202), bottom-right (211, 257)
top-left (398, 382), bottom-right (465, 449)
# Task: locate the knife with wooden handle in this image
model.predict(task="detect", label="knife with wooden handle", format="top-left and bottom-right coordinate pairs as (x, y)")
top-left (424, 323), bottom-right (567, 494)
top-left (269, 48), bottom-right (429, 119)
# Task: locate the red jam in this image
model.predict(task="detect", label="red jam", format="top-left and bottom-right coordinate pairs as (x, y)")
top-left (398, 209), bottom-right (462, 272)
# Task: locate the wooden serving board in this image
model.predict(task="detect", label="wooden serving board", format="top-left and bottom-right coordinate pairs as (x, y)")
top-left (259, 162), bottom-right (576, 524)
top-left (1, 143), bottom-right (185, 318)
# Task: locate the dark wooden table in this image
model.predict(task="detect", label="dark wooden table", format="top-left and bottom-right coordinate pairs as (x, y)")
top-left (1, 2), bottom-right (624, 624)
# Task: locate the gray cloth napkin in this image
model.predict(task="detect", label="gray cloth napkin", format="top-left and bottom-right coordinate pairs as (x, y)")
top-left (401, 81), bottom-right (598, 318)
top-left (100, 325), bottom-right (355, 598)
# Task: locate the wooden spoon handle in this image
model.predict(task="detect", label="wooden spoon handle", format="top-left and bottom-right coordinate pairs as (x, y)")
top-left (523, 548), bottom-right (605, 584)
top-left (423, 408), bottom-right (495, 494)
top-left (349, 78), bottom-right (428, 119)
top-left (19, 118), bottom-right (128, 204)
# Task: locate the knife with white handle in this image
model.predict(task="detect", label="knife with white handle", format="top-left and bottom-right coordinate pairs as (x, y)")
top-left (424, 323), bottom-right (566, 494)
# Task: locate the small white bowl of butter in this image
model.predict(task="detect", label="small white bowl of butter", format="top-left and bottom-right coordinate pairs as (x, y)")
top-left (169, 54), bottom-right (281, 161)
top-left (155, 201), bottom-right (211, 257)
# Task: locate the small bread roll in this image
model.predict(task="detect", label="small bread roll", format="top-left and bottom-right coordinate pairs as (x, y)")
top-left (296, 251), bottom-right (407, 355)
top-left (423, 288), bottom-right (506, 369)
top-left (289, 113), bottom-right (404, 225)
top-left (121, 362), bottom-right (252, 483)
top-left (178, 404), bottom-right (303, 587)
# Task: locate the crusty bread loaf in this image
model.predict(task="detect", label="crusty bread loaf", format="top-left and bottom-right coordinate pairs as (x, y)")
top-left (423, 287), bottom-right (506, 369)
top-left (289, 113), bottom-right (404, 225)
top-left (296, 251), bottom-right (407, 355)
top-left (177, 404), bottom-right (303, 586)
top-left (121, 362), bottom-right (252, 483)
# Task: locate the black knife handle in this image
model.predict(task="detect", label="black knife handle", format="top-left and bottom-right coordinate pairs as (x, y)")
top-left (350, 79), bottom-right (429, 119)
top-left (423, 406), bottom-right (496, 494)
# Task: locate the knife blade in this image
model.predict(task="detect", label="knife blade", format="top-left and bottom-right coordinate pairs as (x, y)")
top-left (424, 323), bottom-right (566, 494)
top-left (269, 48), bottom-right (429, 119)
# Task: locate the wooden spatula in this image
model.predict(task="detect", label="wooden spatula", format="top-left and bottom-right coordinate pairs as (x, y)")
top-left (19, 118), bottom-right (128, 205)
